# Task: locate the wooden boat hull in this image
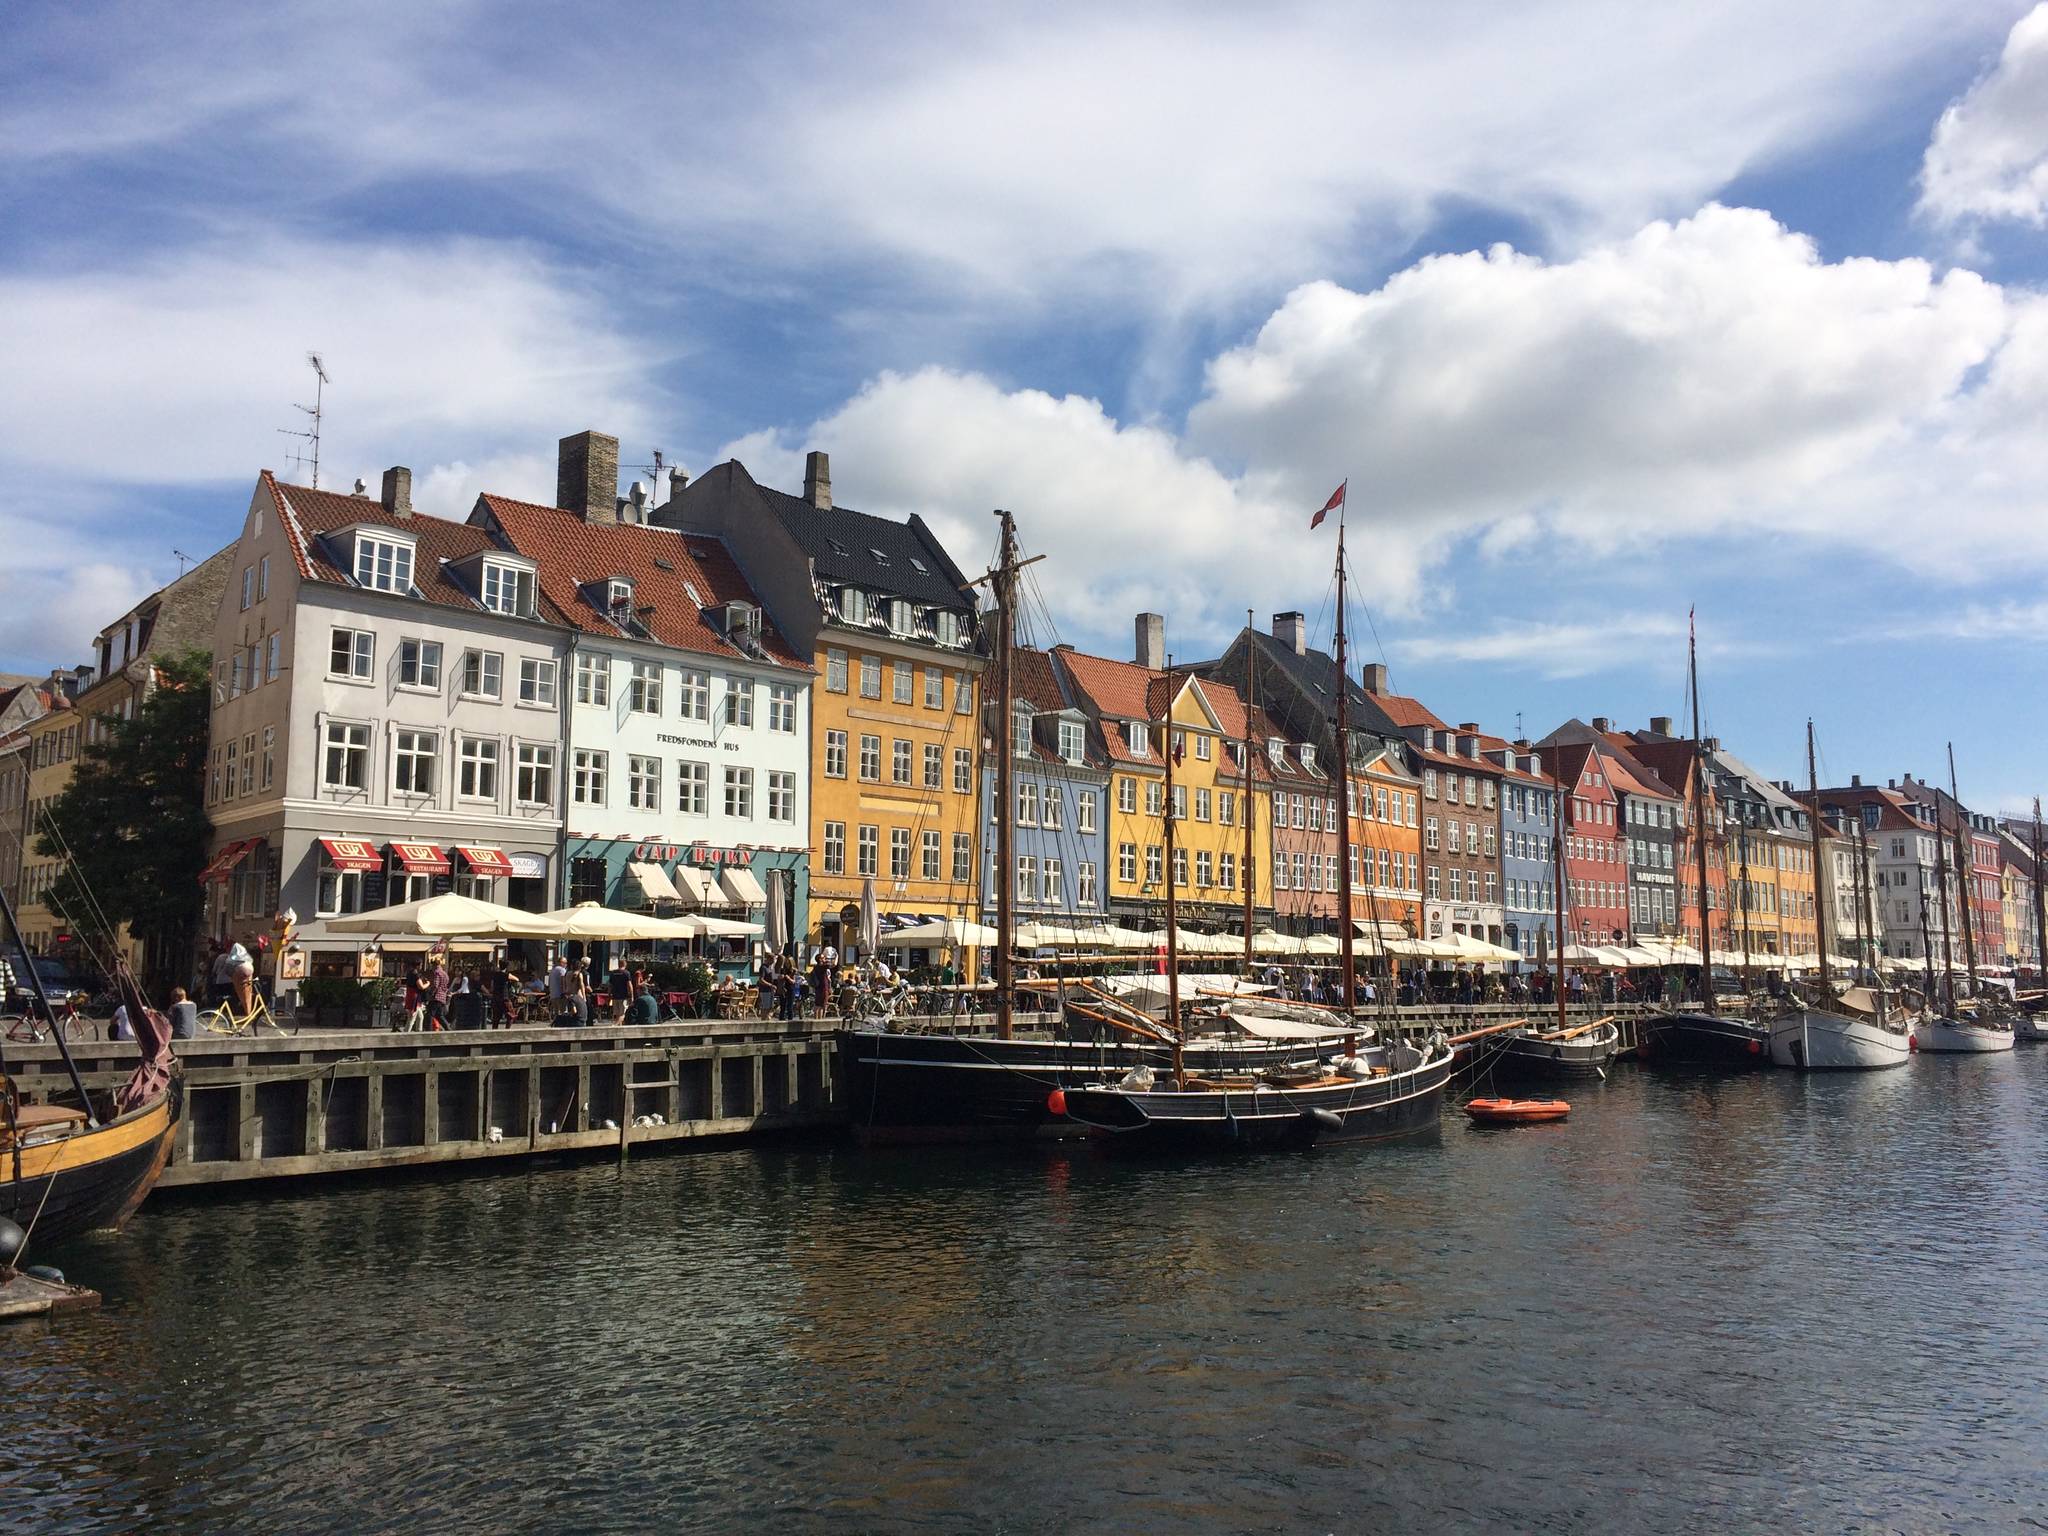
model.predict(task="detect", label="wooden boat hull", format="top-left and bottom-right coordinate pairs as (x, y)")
top-left (1911, 1018), bottom-right (2016, 1054)
top-left (838, 1028), bottom-right (1308, 1145)
top-left (1494, 1025), bottom-right (1618, 1082)
top-left (4, 1081), bottom-right (182, 1253)
top-left (1057, 1046), bottom-right (1453, 1151)
top-left (1639, 1011), bottom-right (1771, 1070)
top-left (1768, 1010), bottom-right (1913, 1071)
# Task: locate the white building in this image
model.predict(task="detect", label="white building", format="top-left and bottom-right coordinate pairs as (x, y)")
top-left (475, 434), bottom-right (812, 952)
top-left (203, 468), bottom-right (570, 990)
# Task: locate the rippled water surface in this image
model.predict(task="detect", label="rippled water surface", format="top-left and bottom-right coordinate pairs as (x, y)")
top-left (12, 1054), bottom-right (2048, 1532)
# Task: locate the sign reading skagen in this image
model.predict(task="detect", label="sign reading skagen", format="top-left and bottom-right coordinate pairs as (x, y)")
top-left (655, 732), bottom-right (741, 752)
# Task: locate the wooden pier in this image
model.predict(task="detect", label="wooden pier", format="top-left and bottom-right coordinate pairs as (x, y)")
top-left (6, 1003), bottom-right (1649, 1189)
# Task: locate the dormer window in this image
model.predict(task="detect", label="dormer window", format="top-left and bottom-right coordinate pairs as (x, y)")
top-left (1300, 744), bottom-right (1316, 772)
top-left (354, 534), bottom-right (414, 594)
top-left (888, 598), bottom-right (913, 634)
top-left (725, 601), bottom-right (758, 644)
top-left (935, 610), bottom-right (961, 646)
top-left (839, 588), bottom-right (867, 625)
top-left (1058, 720), bottom-right (1084, 764)
top-left (1125, 721), bottom-right (1148, 757)
top-left (1013, 709), bottom-right (1033, 757)
top-left (869, 548), bottom-right (890, 567)
top-left (480, 561), bottom-right (535, 617)
top-left (1267, 737), bottom-right (1285, 764)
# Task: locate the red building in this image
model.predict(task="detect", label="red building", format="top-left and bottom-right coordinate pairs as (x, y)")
top-left (1540, 742), bottom-right (1628, 950)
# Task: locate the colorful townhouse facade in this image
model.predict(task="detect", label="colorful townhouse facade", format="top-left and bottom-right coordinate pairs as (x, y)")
top-left (1486, 740), bottom-right (1557, 966)
top-left (1348, 738), bottom-right (1424, 945)
top-left (1538, 741), bottom-right (1628, 950)
top-left (982, 646), bottom-right (1110, 925)
top-left (476, 455), bottom-right (814, 951)
top-left (668, 454), bottom-right (983, 956)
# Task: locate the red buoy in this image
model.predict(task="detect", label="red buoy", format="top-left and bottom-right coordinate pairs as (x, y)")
top-left (1747, 1039), bottom-right (1761, 1054)
top-left (1046, 1088), bottom-right (1068, 1117)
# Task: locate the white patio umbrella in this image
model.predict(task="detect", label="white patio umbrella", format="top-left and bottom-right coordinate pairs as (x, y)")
top-left (672, 912), bottom-right (765, 938)
top-left (858, 878), bottom-right (880, 956)
top-left (891, 917), bottom-right (1000, 946)
top-left (536, 903), bottom-right (702, 941)
top-left (322, 892), bottom-right (558, 938)
top-left (1249, 929), bottom-right (1305, 955)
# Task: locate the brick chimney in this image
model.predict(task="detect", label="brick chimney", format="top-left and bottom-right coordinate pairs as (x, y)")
top-left (1591, 715), bottom-right (1610, 733)
top-left (667, 467), bottom-right (689, 505)
top-left (1135, 612), bottom-right (1164, 670)
top-left (558, 431), bottom-right (620, 524)
top-left (1272, 611), bottom-right (1306, 656)
top-left (1360, 662), bottom-right (1389, 694)
top-left (1851, 774), bottom-right (1862, 787)
top-left (1649, 715), bottom-right (1673, 737)
top-left (380, 466), bottom-right (413, 518)
top-left (803, 450), bottom-right (832, 510)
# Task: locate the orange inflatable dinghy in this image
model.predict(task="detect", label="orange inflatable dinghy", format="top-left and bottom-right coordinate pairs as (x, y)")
top-left (1464, 1097), bottom-right (1570, 1124)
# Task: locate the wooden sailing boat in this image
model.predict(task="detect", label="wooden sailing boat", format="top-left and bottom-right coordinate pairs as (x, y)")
top-left (1639, 613), bottom-right (1772, 1067)
top-left (2, 886), bottom-right (181, 1259)
top-left (1913, 745), bottom-right (2015, 1053)
top-left (1765, 721), bottom-right (1910, 1069)
top-left (1057, 489), bottom-right (1454, 1148)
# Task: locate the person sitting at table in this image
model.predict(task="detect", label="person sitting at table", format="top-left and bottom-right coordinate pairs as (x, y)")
top-left (631, 979), bottom-right (662, 1026)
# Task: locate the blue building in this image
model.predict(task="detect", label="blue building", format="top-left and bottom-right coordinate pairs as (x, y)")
top-left (1489, 742), bottom-right (1558, 969)
top-left (981, 647), bottom-right (1110, 927)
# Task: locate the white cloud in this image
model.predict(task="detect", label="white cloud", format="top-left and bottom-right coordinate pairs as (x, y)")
top-left (1391, 615), bottom-right (1687, 680)
top-left (0, 235), bottom-right (660, 490)
top-left (1920, 3), bottom-right (2048, 226)
top-left (0, 493), bottom-right (164, 669)
top-left (1884, 598), bottom-right (2048, 642)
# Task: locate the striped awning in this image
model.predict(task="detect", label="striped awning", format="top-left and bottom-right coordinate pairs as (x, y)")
top-left (672, 865), bottom-right (723, 905)
top-left (454, 845), bottom-right (514, 876)
top-left (719, 866), bottom-right (768, 907)
top-left (389, 840), bottom-right (451, 875)
top-left (199, 838), bottom-right (257, 884)
top-left (318, 836), bottom-right (383, 872)
top-left (628, 861), bottom-right (683, 903)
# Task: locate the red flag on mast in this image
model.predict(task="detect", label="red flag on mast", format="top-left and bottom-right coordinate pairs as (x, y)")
top-left (1310, 481), bottom-right (1346, 530)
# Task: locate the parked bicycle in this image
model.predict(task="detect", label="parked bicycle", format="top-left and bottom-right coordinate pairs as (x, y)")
top-left (200, 991), bottom-right (295, 1038)
top-left (3, 990), bottom-right (83, 1044)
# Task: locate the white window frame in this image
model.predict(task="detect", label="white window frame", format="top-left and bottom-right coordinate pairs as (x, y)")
top-left (330, 627), bottom-right (373, 682)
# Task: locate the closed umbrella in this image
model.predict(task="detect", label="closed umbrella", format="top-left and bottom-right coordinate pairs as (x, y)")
top-left (764, 868), bottom-right (790, 957)
top-left (858, 878), bottom-right (881, 958)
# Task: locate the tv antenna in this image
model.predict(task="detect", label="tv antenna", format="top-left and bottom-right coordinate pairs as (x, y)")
top-left (173, 547), bottom-right (197, 577)
top-left (277, 352), bottom-right (330, 487)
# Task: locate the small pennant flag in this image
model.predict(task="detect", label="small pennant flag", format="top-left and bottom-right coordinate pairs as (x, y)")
top-left (1310, 481), bottom-right (1346, 530)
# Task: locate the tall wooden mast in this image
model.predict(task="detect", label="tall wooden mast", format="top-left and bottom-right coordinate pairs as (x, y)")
top-left (1805, 720), bottom-right (1831, 998)
top-left (2033, 798), bottom-right (2047, 988)
top-left (1934, 812), bottom-right (1957, 1002)
top-left (1241, 609), bottom-right (1256, 970)
top-left (991, 510), bottom-right (1018, 1040)
top-left (1161, 652), bottom-right (1184, 1086)
top-left (1687, 619), bottom-right (1717, 1016)
top-left (1550, 760), bottom-right (1570, 1034)
top-left (1333, 519), bottom-right (1357, 1014)
top-left (1947, 743), bottom-right (1979, 993)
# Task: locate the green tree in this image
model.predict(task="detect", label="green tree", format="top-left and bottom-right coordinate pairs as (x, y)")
top-left (34, 648), bottom-right (213, 994)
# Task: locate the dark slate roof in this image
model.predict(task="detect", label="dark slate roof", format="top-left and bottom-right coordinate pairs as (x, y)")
top-left (1246, 629), bottom-right (1370, 715)
top-left (724, 470), bottom-right (978, 615)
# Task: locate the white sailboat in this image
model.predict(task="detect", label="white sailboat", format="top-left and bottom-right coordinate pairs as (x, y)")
top-left (1910, 746), bottom-right (2017, 1056)
top-left (1767, 722), bottom-right (1911, 1071)
top-left (1912, 1013), bottom-right (2016, 1053)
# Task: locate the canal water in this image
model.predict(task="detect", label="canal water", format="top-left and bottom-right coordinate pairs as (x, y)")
top-left (13, 1053), bottom-right (2048, 1532)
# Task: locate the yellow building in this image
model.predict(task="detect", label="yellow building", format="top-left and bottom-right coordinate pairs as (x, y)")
top-left (1058, 635), bottom-right (1272, 930)
top-left (15, 695), bottom-right (85, 956)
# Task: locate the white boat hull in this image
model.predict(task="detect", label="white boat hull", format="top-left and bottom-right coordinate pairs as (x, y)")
top-left (1768, 1010), bottom-right (1913, 1071)
top-left (1912, 1018), bottom-right (2017, 1053)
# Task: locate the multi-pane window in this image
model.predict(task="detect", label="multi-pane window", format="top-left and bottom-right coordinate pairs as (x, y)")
top-left (261, 725), bottom-right (275, 789)
top-left (767, 771), bottom-right (796, 823)
top-left (316, 849), bottom-right (364, 917)
top-left (572, 749), bottom-right (608, 806)
top-left (768, 684), bottom-right (797, 733)
top-left (955, 673), bottom-right (972, 713)
top-left (516, 744), bottom-right (555, 804)
top-left (519, 658), bottom-right (557, 706)
top-left (266, 632), bottom-right (281, 682)
top-left (1017, 855), bottom-right (1037, 900)
top-left (480, 563), bottom-right (535, 616)
top-left (1044, 858), bottom-right (1064, 903)
top-left (859, 735), bottom-right (881, 782)
top-left (459, 738), bottom-right (500, 800)
top-left (825, 649), bottom-right (848, 693)
top-left (952, 834), bottom-right (972, 882)
top-left (628, 755), bottom-right (661, 811)
top-left (1118, 777), bottom-right (1136, 814)
top-left (240, 733), bottom-right (256, 795)
top-left (1170, 785), bottom-right (1186, 821)
top-left (323, 722), bottom-right (369, 791)
top-left (330, 627), bottom-right (373, 680)
top-left (860, 656), bottom-right (882, 699)
top-left (890, 828), bottom-right (911, 879)
top-left (723, 766), bottom-right (753, 819)
top-left (1194, 851), bottom-right (1213, 887)
top-left (892, 739), bottom-right (912, 785)
top-left (223, 738), bottom-right (239, 798)
top-left (824, 822), bottom-right (846, 875)
top-left (629, 661), bottom-right (663, 714)
top-left (675, 669), bottom-right (704, 721)
top-left (1145, 845), bottom-right (1163, 884)
top-left (1173, 848), bottom-right (1189, 886)
top-left (1119, 842), bottom-right (1137, 883)
top-left (924, 668), bottom-right (944, 709)
top-left (393, 729), bottom-right (436, 797)
top-left (1146, 781), bottom-right (1164, 816)
top-left (921, 830), bottom-right (941, 880)
top-left (1194, 788), bottom-right (1211, 822)
top-left (1220, 851), bottom-right (1237, 890)
top-left (1077, 792), bottom-right (1096, 833)
top-left (1018, 782), bottom-right (1039, 825)
top-left (924, 743), bottom-right (943, 788)
top-left (893, 661), bottom-right (913, 704)
top-left (825, 730), bottom-right (848, 778)
top-left (725, 677), bottom-right (754, 727)
top-left (462, 650), bottom-right (503, 699)
top-left (677, 760), bottom-right (708, 816)
top-left (1078, 862), bottom-right (1098, 907)
top-left (399, 638), bottom-right (442, 689)
top-left (354, 535), bottom-right (413, 593)
top-left (575, 652), bottom-right (611, 706)
top-left (1043, 788), bottom-right (1063, 830)
top-left (954, 748), bottom-right (973, 794)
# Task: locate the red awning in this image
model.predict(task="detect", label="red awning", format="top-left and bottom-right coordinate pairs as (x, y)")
top-left (453, 845), bottom-right (515, 876)
top-left (199, 838), bottom-right (256, 884)
top-left (389, 840), bottom-right (451, 875)
top-left (318, 836), bottom-right (384, 873)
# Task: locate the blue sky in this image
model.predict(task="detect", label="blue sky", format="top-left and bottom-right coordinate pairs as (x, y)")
top-left (4, 1), bottom-right (2046, 809)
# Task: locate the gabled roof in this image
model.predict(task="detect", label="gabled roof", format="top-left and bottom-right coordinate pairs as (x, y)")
top-left (1055, 648), bottom-right (1288, 771)
top-left (265, 473), bottom-right (573, 623)
top-left (1365, 689), bottom-right (1448, 732)
top-left (476, 494), bottom-right (806, 669)
top-left (1243, 629), bottom-right (1371, 715)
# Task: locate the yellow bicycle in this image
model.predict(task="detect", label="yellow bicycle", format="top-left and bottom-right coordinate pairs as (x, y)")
top-left (200, 992), bottom-right (295, 1038)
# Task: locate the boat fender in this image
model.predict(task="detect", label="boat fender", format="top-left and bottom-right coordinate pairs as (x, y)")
top-left (1046, 1088), bottom-right (1068, 1117)
top-left (1552, 1046), bottom-right (1562, 1060)
top-left (24, 1263), bottom-right (65, 1285)
top-left (1747, 1039), bottom-right (1761, 1054)
top-left (486, 1125), bottom-right (504, 1144)
top-left (1306, 1108), bottom-right (1345, 1135)
top-left (0, 1215), bottom-right (25, 1267)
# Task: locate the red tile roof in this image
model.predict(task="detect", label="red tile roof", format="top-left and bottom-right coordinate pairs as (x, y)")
top-left (478, 494), bottom-right (807, 669)
top-left (1367, 690), bottom-right (1448, 731)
